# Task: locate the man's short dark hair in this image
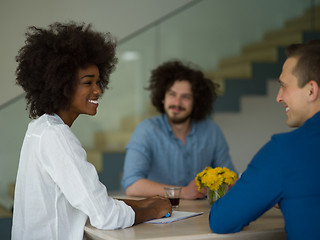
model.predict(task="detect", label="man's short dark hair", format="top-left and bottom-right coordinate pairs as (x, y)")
top-left (286, 39), bottom-right (320, 87)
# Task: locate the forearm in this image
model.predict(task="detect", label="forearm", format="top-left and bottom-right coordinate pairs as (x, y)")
top-left (119, 199), bottom-right (147, 224)
top-left (209, 143), bottom-right (283, 233)
top-left (126, 179), bottom-right (205, 200)
top-left (126, 179), bottom-right (172, 197)
top-left (128, 202), bottom-right (157, 224)
top-left (120, 197), bottom-right (172, 225)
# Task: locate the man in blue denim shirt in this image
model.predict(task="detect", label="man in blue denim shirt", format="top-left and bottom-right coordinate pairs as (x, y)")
top-left (121, 61), bottom-right (236, 199)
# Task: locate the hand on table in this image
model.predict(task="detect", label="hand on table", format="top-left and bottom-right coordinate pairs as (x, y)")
top-left (181, 180), bottom-right (206, 200)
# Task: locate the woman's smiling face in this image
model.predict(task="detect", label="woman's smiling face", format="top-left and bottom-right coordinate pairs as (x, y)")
top-left (57, 64), bottom-right (102, 126)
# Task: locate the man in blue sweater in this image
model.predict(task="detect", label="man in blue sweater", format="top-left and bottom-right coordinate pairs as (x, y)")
top-left (209, 40), bottom-right (320, 240)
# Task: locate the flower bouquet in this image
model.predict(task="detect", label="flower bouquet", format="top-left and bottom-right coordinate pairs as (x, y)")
top-left (195, 167), bottom-right (237, 205)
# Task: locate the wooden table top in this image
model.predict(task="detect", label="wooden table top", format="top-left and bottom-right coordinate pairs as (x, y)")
top-left (84, 197), bottom-right (286, 240)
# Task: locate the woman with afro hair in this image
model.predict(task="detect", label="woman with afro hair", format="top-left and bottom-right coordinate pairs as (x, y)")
top-left (12, 21), bottom-right (171, 240)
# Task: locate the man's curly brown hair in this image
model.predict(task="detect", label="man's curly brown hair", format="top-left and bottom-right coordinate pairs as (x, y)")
top-left (15, 21), bottom-right (117, 118)
top-left (147, 60), bottom-right (219, 121)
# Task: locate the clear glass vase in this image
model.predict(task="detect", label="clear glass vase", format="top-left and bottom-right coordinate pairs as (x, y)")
top-left (207, 184), bottom-right (228, 205)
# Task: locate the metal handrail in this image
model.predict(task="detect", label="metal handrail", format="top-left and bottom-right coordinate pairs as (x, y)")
top-left (0, 0), bottom-right (202, 111)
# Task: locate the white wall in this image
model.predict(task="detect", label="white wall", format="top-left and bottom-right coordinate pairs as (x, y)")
top-left (0, 0), bottom-right (193, 107)
top-left (0, 0), bottom-right (317, 198)
top-left (72, 0), bottom-right (314, 147)
top-left (214, 79), bottom-right (291, 173)
top-left (1, 0), bottom-right (315, 107)
top-left (0, 0), bottom-right (193, 197)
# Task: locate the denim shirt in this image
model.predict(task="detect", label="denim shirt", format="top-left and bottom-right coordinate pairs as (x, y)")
top-left (121, 114), bottom-right (235, 190)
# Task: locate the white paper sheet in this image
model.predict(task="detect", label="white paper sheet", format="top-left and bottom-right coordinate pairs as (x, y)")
top-left (145, 211), bottom-right (203, 224)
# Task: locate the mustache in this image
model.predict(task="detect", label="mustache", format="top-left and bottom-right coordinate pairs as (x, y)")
top-left (169, 105), bottom-right (186, 111)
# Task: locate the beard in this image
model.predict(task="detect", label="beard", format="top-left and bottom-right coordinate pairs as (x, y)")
top-left (169, 114), bottom-right (191, 124)
top-left (165, 105), bottom-right (192, 124)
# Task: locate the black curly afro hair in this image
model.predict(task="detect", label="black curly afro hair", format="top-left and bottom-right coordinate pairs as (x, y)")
top-left (16, 21), bottom-right (117, 118)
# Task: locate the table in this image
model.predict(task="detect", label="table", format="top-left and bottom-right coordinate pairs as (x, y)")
top-left (84, 197), bottom-right (286, 240)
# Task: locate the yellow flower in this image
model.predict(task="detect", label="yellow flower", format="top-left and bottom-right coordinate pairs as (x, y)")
top-left (194, 166), bottom-right (237, 192)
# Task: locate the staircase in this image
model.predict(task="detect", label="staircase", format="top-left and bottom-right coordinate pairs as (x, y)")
top-left (211, 5), bottom-right (320, 111)
top-left (85, 5), bottom-right (320, 189)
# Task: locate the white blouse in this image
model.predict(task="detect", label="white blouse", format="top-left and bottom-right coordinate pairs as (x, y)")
top-left (12, 114), bottom-right (134, 240)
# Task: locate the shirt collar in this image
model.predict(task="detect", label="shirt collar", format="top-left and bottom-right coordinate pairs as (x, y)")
top-left (52, 113), bottom-right (66, 125)
top-left (304, 111), bottom-right (320, 126)
top-left (162, 113), bottom-right (196, 136)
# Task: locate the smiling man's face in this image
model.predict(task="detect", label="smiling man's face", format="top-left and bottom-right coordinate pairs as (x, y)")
top-left (163, 80), bottom-right (194, 124)
top-left (276, 57), bottom-right (311, 128)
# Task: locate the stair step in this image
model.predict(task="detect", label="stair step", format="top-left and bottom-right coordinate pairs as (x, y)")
top-left (284, 5), bottom-right (320, 30)
top-left (209, 5), bottom-right (320, 101)
top-left (85, 149), bottom-right (103, 173)
top-left (242, 32), bottom-right (303, 53)
top-left (265, 6), bottom-right (320, 39)
top-left (120, 113), bottom-right (157, 132)
top-left (203, 71), bottom-right (225, 94)
top-left (305, 4), bottom-right (320, 15)
top-left (212, 62), bottom-right (252, 79)
top-left (94, 131), bottom-right (132, 152)
top-left (285, 15), bottom-right (320, 30)
top-left (0, 206), bottom-right (12, 218)
top-left (220, 47), bottom-right (278, 67)
top-left (264, 27), bottom-right (319, 40)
